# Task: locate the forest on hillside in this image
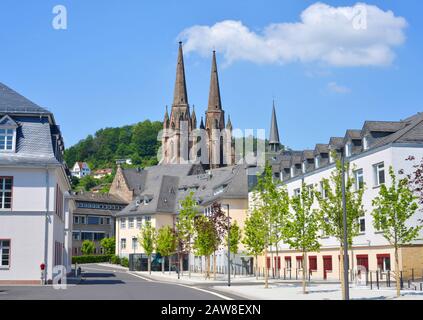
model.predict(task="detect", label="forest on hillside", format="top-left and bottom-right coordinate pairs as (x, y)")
top-left (64, 120), bottom-right (163, 170)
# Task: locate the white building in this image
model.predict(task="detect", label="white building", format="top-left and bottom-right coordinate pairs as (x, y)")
top-left (0, 82), bottom-right (75, 284)
top-left (71, 162), bottom-right (91, 179)
top-left (252, 110), bottom-right (423, 281)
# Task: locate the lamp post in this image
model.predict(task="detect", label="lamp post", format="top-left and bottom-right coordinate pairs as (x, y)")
top-left (132, 236), bottom-right (137, 271)
top-left (340, 147), bottom-right (350, 300)
top-left (223, 203), bottom-right (231, 287)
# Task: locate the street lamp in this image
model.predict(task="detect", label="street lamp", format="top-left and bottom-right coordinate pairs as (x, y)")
top-left (222, 203), bottom-right (231, 287)
top-left (132, 236), bottom-right (137, 271)
top-left (340, 147), bottom-right (350, 300)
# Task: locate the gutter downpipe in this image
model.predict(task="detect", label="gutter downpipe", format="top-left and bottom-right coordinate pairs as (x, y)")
top-left (43, 167), bottom-right (50, 285)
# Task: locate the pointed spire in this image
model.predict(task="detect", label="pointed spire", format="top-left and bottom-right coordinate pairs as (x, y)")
top-left (200, 117), bottom-right (205, 130)
top-left (173, 42), bottom-right (188, 106)
top-left (269, 101), bottom-right (280, 145)
top-left (207, 51), bottom-right (222, 110)
top-left (164, 105), bottom-right (169, 120)
top-left (191, 105), bottom-right (197, 129)
top-left (226, 115), bottom-right (232, 130)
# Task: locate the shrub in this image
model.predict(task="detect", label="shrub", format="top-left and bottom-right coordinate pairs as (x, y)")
top-left (111, 255), bottom-right (121, 265)
top-left (120, 257), bottom-right (129, 268)
top-left (72, 254), bottom-right (112, 264)
top-left (81, 240), bottom-right (95, 255)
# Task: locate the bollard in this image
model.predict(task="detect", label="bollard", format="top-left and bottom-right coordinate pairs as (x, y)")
top-left (412, 269), bottom-right (415, 282)
top-left (284, 268), bottom-right (286, 280)
top-left (370, 271), bottom-right (373, 290)
top-left (400, 271), bottom-right (404, 289)
top-left (376, 270), bottom-right (379, 289)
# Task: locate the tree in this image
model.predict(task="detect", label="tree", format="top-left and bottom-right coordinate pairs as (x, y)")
top-left (208, 202), bottom-right (228, 279)
top-left (176, 192), bottom-right (198, 278)
top-left (193, 215), bottom-right (218, 279)
top-left (139, 221), bottom-right (156, 275)
top-left (251, 164), bottom-right (284, 288)
top-left (372, 166), bottom-right (422, 297)
top-left (227, 220), bottom-right (242, 277)
top-left (156, 226), bottom-right (177, 274)
top-left (81, 240), bottom-right (95, 255)
top-left (100, 237), bottom-right (116, 255)
top-left (316, 154), bottom-right (365, 299)
top-left (242, 208), bottom-right (267, 280)
top-left (286, 183), bottom-right (321, 294)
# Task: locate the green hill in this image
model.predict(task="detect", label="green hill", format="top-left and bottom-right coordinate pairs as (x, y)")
top-left (64, 120), bottom-right (163, 170)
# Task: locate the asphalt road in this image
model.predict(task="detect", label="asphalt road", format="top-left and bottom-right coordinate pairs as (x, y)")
top-left (0, 264), bottom-right (244, 300)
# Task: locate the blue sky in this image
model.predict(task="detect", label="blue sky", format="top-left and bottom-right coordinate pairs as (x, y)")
top-left (0, 0), bottom-right (422, 150)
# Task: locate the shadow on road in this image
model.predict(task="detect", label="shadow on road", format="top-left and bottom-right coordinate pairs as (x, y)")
top-left (79, 271), bottom-right (125, 285)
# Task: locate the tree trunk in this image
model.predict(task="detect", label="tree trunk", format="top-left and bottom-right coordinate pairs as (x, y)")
top-left (179, 254), bottom-right (183, 278)
top-left (213, 252), bottom-right (217, 280)
top-left (205, 256), bottom-right (210, 280)
top-left (264, 247), bottom-right (269, 289)
top-left (255, 255), bottom-right (258, 280)
top-left (275, 245), bottom-right (279, 279)
top-left (302, 250), bottom-right (308, 294)
top-left (162, 256), bottom-right (165, 274)
top-left (339, 245), bottom-right (345, 300)
top-left (148, 255), bottom-right (151, 275)
top-left (395, 246), bottom-right (400, 298)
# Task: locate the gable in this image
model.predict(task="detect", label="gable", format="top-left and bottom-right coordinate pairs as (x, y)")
top-left (0, 115), bottom-right (18, 127)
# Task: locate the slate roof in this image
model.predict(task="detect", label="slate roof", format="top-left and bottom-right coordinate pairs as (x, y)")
top-left (270, 112), bottom-right (423, 182)
top-left (117, 164), bottom-right (248, 217)
top-left (73, 192), bottom-right (127, 204)
top-left (0, 82), bottom-right (50, 115)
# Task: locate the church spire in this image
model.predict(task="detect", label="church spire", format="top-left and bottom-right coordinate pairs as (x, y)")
top-left (207, 51), bottom-right (222, 110)
top-left (200, 117), bottom-right (205, 130)
top-left (164, 105), bottom-right (169, 127)
top-left (173, 42), bottom-right (188, 106)
top-left (269, 101), bottom-right (280, 152)
top-left (226, 115), bottom-right (232, 130)
top-left (191, 105), bottom-right (197, 129)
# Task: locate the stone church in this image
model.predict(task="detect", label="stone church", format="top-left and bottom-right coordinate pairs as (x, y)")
top-left (160, 42), bottom-right (234, 169)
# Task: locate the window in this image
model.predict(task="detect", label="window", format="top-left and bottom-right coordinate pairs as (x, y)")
top-left (285, 257), bottom-right (292, 270)
top-left (106, 218), bottom-right (111, 225)
top-left (377, 254), bottom-right (391, 271)
top-left (55, 185), bottom-right (64, 219)
top-left (354, 169), bottom-right (364, 190)
top-left (0, 240), bottom-right (10, 268)
top-left (80, 216), bottom-right (86, 224)
top-left (93, 232), bottom-right (105, 241)
top-left (373, 162), bottom-right (385, 186)
top-left (309, 256), bottom-right (317, 271)
top-left (359, 217), bottom-right (366, 233)
top-left (0, 177), bottom-right (13, 210)
top-left (72, 231), bottom-right (81, 241)
top-left (121, 238), bottom-right (126, 250)
top-left (345, 142), bottom-right (352, 157)
top-left (320, 181), bottom-right (327, 199)
top-left (293, 188), bottom-right (301, 197)
top-left (132, 238), bottom-right (138, 250)
top-left (0, 129), bottom-right (14, 151)
top-left (145, 216), bottom-right (151, 222)
top-left (81, 232), bottom-right (93, 241)
top-left (87, 216), bottom-right (101, 225)
top-left (120, 218), bottom-right (126, 229)
top-left (363, 136), bottom-right (369, 150)
top-left (296, 256), bottom-right (303, 270)
top-left (136, 217), bottom-right (142, 229)
top-left (128, 218), bottom-right (134, 229)
top-left (302, 161), bottom-right (306, 174)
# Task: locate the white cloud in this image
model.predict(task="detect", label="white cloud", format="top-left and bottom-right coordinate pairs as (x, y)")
top-left (327, 82), bottom-right (351, 94)
top-left (179, 2), bottom-right (407, 67)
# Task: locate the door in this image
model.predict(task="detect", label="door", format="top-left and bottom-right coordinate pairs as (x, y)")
top-left (323, 256), bottom-right (332, 280)
top-left (356, 255), bottom-right (369, 272)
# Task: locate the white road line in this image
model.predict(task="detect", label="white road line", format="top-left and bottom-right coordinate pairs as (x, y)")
top-left (126, 272), bottom-right (233, 300)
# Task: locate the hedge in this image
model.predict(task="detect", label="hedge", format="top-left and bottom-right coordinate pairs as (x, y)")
top-left (72, 254), bottom-right (112, 264)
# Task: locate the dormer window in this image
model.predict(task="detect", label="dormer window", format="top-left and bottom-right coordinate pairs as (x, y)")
top-left (302, 161), bottom-right (306, 174)
top-left (0, 115), bottom-right (18, 152)
top-left (290, 166), bottom-right (295, 178)
top-left (363, 136), bottom-right (369, 150)
top-left (345, 142), bottom-right (352, 157)
top-left (315, 156), bottom-right (320, 169)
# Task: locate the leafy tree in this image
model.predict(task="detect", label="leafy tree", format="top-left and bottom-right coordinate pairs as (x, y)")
top-left (193, 215), bottom-right (218, 279)
top-left (227, 220), bottom-right (242, 277)
top-left (139, 221), bottom-right (156, 275)
top-left (81, 240), bottom-right (95, 256)
top-left (156, 226), bottom-right (177, 274)
top-left (176, 192), bottom-right (198, 278)
top-left (100, 237), bottom-right (116, 255)
top-left (316, 154), bottom-right (365, 299)
top-left (242, 208), bottom-right (268, 280)
top-left (78, 175), bottom-right (98, 191)
top-left (251, 164), bottom-right (284, 288)
top-left (208, 202), bottom-right (228, 279)
top-left (286, 183), bottom-right (321, 294)
top-left (372, 166), bottom-right (422, 297)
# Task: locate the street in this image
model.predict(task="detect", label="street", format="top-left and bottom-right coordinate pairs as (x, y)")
top-left (0, 264), bottom-right (243, 300)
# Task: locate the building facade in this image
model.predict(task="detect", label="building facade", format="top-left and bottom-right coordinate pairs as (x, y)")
top-left (161, 43), bottom-right (234, 169)
top-left (0, 82), bottom-right (75, 284)
top-left (251, 110), bottom-right (423, 280)
top-left (72, 192), bottom-right (128, 256)
top-left (71, 162), bottom-right (91, 179)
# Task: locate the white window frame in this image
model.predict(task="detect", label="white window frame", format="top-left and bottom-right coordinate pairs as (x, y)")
top-left (293, 188), bottom-right (301, 197)
top-left (128, 217), bottom-right (134, 229)
top-left (373, 162), bottom-right (385, 187)
top-left (0, 115), bottom-right (18, 153)
top-left (0, 239), bottom-right (11, 268)
top-left (345, 142), bottom-right (352, 157)
top-left (315, 156), bottom-right (320, 169)
top-left (302, 161), bottom-right (306, 174)
top-left (121, 238), bottom-right (126, 250)
top-left (354, 169), bottom-right (364, 191)
top-left (120, 218), bottom-right (126, 229)
top-left (136, 217), bottom-right (142, 229)
top-left (363, 136), bottom-right (369, 150)
top-left (0, 177), bottom-right (13, 210)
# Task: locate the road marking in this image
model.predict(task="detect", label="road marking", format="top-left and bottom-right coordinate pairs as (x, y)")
top-left (126, 272), bottom-right (233, 300)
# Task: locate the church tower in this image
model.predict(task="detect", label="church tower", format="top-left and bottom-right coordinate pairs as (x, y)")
top-left (162, 42), bottom-right (193, 164)
top-left (205, 51), bottom-right (233, 169)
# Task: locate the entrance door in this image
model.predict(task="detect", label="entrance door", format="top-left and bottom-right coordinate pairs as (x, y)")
top-left (323, 256), bottom-right (332, 280)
